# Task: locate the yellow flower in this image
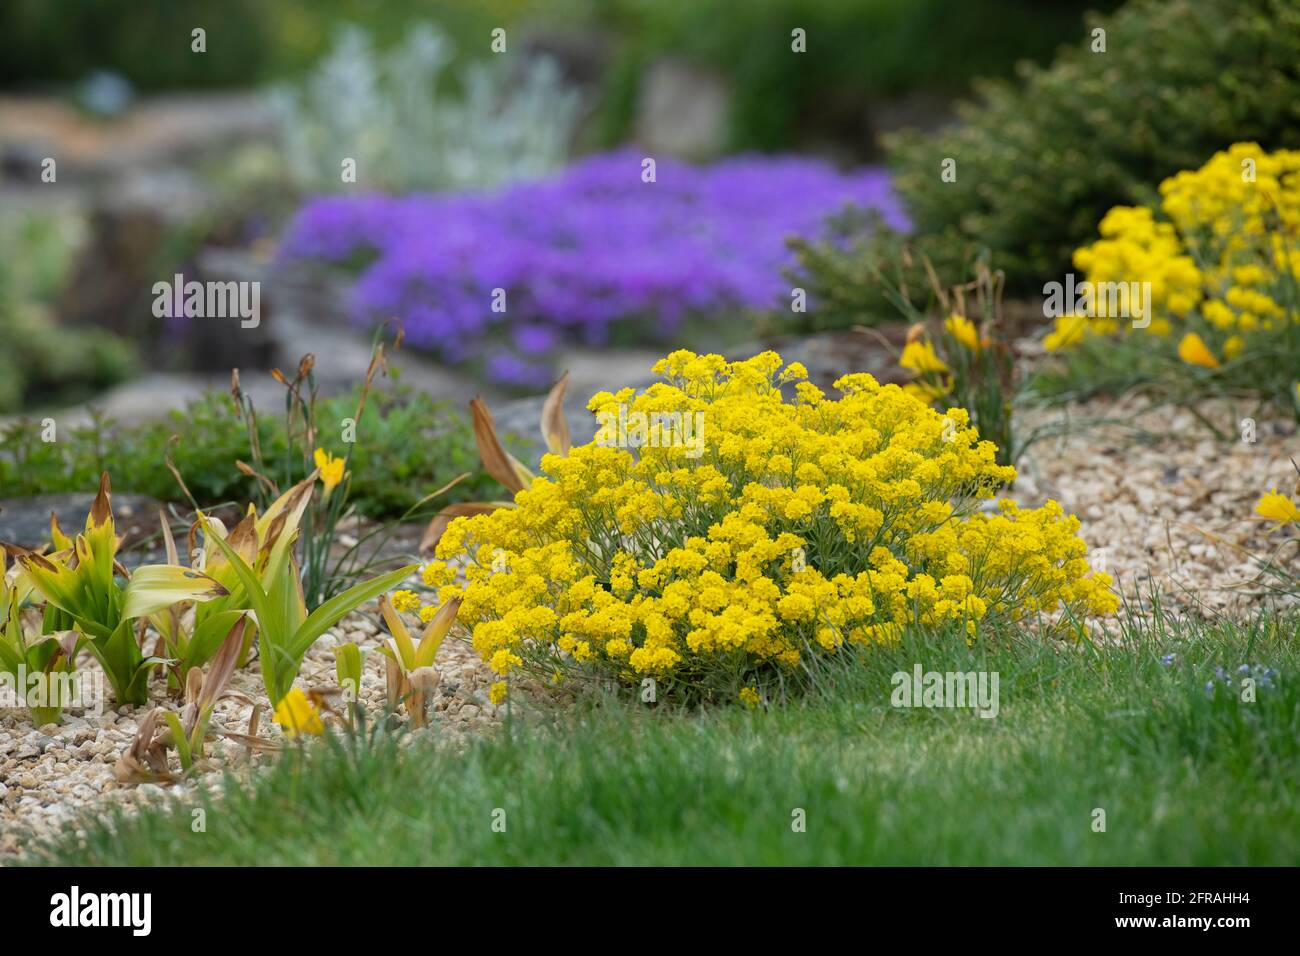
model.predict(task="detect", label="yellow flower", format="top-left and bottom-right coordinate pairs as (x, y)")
top-left (944, 314), bottom-right (981, 351)
top-left (314, 448), bottom-right (347, 497)
top-left (489, 681), bottom-right (509, 705)
top-left (738, 686), bottom-right (761, 709)
top-left (273, 688), bottom-right (324, 737)
top-left (391, 589), bottom-right (422, 613)
top-left (903, 378), bottom-right (953, 404)
top-left (1043, 314), bottom-right (1088, 352)
top-left (432, 350), bottom-right (1110, 706)
top-left (899, 340), bottom-right (949, 375)
top-left (1177, 333), bottom-right (1219, 369)
top-left (1256, 488), bottom-right (1300, 525)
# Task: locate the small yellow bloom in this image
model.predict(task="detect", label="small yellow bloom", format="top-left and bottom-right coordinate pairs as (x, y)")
top-left (1256, 488), bottom-right (1300, 525)
top-left (903, 377), bottom-right (954, 404)
top-left (899, 340), bottom-right (949, 375)
top-left (944, 314), bottom-right (981, 351)
top-left (391, 589), bottom-right (422, 613)
top-left (738, 686), bottom-right (761, 709)
top-left (489, 681), bottom-right (509, 705)
top-left (314, 447), bottom-right (347, 497)
top-left (1176, 333), bottom-right (1219, 369)
top-left (1222, 335), bottom-right (1244, 361)
top-left (273, 688), bottom-right (325, 737)
top-left (1043, 314), bottom-right (1088, 352)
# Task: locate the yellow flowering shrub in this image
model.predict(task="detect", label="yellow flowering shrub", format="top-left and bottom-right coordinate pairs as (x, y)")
top-left (421, 351), bottom-right (1116, 701)
top-left (1044, 143), bottom-right (1300, 406)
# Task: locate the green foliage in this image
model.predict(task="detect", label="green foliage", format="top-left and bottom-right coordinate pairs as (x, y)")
top-left (2, 0), bottom-right (1108, 157)
top-left (886, 0), bottom-right (1300, 291)
top-left (273, 23), bottom-right (578, 193)
top-left (0, 379), bottom-right (503, 520)
top-left (202, 514), bottom-right (413, 706)
top-left (582, 0), bottom-right (1116, 153)
top-left (0, 212), bottom-right (136, 413)
top-left (775, 209), bottom-right (978, 333)
top-left (0, 0), bottom-right (519, 91)
top-left (27, 608), bottom-right (1300, 865)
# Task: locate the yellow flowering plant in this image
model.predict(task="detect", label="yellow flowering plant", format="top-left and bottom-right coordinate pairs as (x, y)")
top-left (1042, 143), bottom-right (1300, 414)
top-left (0, 544), bottom-right (78, 726)
top-left (1245, 462), bottom-right (1300, 600)
top-left (419, 351), bottom-right (1116, 704)
top-left (148, 473), bottom-right (317, 690)
top-left (272, 687), bottom-right (326, 738)
top-left (3, 474), bottom-right (228, 705)
top-left (880, 259), bottom-right (1020, 466)
top-left (228, 334), bottom-right (466, 610)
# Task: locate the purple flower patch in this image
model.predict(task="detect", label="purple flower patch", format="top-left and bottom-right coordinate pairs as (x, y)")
top-left (280, 150), bottom-right (907, 385)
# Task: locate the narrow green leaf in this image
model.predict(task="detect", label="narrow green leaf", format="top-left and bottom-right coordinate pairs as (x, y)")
top-left (289, 565), bottom-right (416, 662)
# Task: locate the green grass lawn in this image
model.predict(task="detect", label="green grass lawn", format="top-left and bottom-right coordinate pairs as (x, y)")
top-left (29, 606), bottom-right (1300, 866)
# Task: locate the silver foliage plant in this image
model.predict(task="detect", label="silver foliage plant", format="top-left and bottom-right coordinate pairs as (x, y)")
top-left (271, 23), bottom-right (581, 192)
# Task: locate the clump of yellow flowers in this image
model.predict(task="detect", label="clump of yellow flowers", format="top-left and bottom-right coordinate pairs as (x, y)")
top-left (1045, 143), bottom-right (1300, 407)
top-left (420, 351), bottom-right (1116, 702)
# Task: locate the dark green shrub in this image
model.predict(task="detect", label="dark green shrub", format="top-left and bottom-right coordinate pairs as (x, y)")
top-left (774, 210), bottom-right (979, 333)
top-left (886, 0), bottom-right (1300, 291)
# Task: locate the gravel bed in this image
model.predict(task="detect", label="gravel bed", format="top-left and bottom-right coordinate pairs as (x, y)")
top-left (0, 606), bottom-right (506, 862)
top-left (1015, 394), bottom-right (1298, 616)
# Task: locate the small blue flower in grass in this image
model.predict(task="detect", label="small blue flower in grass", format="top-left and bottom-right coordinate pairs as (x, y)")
top-left (1160, 653), bottom-right (1176, 667)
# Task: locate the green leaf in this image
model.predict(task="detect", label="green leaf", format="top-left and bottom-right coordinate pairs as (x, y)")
top-left (162, 711), bottom-right (190, 771)
top-left (335, 642), bottom-right (363, 692)
top-left (183, 609), bottom-right (249, 671)
top-left (289, 565), bottom-right (416, 662)
top-left (121, 565), bottom-right (228, 621)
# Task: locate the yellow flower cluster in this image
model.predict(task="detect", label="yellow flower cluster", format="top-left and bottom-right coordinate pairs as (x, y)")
top-left (421, 351), bottom-right (1115, 696)
top-left (1044, 143), bottom-right (1300, 367)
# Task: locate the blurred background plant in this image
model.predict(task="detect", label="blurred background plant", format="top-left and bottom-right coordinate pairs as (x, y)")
top-left (882, 0), bottom-right (1300, 296)
top-left (281, 151), bottom-right (906, 388)
top-left (1, 0), bottom-right (1113, 159)
top-left (0, 209), bottom-right (136, 413)
top-left (271, 22), bottom-right (581, 193)
top-left (777, 0), bottom-right (1300, 334)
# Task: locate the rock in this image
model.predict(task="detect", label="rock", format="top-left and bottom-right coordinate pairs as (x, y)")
top-left (0, 493), bottom-right (159, 551)
top-left (635, 58), bottom-right (731, 160)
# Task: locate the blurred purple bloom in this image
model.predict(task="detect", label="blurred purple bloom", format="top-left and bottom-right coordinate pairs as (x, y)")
top-left (281, 150), bottom-right (908, 385)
